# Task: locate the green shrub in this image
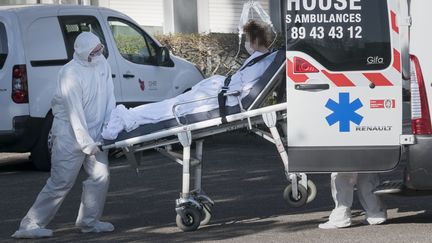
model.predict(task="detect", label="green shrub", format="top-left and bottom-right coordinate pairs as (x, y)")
top-left (155, 33), bottom-right (283, 77)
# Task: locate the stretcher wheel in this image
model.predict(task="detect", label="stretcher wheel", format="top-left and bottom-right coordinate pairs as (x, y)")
top-left (306, 180), bottom-right (317, 204)
top-left (176, 206), bottom-right (201, 232)
top-left (283, 184), bottom-right (308, 208)
top-left (200, 204), bottom-right (212, 226)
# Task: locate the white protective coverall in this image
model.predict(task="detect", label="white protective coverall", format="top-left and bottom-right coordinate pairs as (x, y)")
top-left (12, 32), bottom-right (116, 238)
top-left (319, 173), bottom-right (387, 229)
top-left (102, 51), bottom-right (277, 140)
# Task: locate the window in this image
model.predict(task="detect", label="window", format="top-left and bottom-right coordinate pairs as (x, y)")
top-left (0, 22), bottom-right (8, 69)
top-left (58, 16), bottom-right (108, 60)
top-left (286, 0), bottom-right (391, 71)
top-left (108, 18), bottom-right (158, 65)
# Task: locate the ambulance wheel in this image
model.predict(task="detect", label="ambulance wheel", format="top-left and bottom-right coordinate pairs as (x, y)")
top-left (31, 112), bottom-right (53, 171)
top-left (306, 180), bottom-right (317, 204)
top-left (176, 206), bottom-right (201, 232)
top-left (200, 204), bottom-right (212, 226)
top-left (283, 184), bottom-right (308, 208)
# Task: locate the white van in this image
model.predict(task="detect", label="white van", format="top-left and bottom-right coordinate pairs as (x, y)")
top-left (0, 5), bottom-right (204, 170)
top-left (284, 0), bottom-right (432, 195)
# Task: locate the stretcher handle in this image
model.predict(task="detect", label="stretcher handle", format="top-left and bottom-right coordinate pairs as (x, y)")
top-left (295, 84), bottom-right (329, 91)
top-left (96, 142), bottom-right (103, 151)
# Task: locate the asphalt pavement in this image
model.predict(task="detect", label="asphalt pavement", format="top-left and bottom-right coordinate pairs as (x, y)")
top-left (0, 132), bottom-right (431, 242)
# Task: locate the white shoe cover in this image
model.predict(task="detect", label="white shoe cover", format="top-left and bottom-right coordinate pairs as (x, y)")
top-left (364, 217), bottom-right (386, 225)
top-left (318, 221), bottom-right (351, 230)
top-left (80, 221), bottom-right (114, 233)
top-left (11, 228), bottom-right (53, 239)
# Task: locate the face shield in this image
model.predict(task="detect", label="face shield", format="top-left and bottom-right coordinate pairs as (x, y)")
top-left (88, 43), bottom-right (105, 62)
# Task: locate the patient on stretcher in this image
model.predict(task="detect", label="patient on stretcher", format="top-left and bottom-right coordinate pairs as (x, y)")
top-left (102, 20), bottom-right (275, 140)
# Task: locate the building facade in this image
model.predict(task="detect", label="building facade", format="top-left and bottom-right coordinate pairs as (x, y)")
top-left (1, 0), bottom-right (283, 34)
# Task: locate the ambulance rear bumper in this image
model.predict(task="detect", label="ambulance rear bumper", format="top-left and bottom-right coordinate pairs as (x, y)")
top-left (405, 135), bottom-right (432, 190)
top-left (288, 146), bottom-right (401, 173)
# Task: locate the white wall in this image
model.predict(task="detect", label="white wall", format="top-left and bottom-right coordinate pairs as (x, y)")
top-left (206, 0), bottom-right (269, 33)
top-left (102, 0), bottom-right (271, 34)
top-left (3, 0), bottom-right (272, 34)
top-left (107, 0), bottom-right (163, 28)
top-left (1, 0), bottom-right (37, 4)
top-left (0, 0), bottom-right (91, 5)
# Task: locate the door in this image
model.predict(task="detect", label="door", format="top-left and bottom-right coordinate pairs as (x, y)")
top-left (104, 15), bottom-right (176, 105)
top-left (286, 0), bottom-right (403, 172)
top-left (0, 19), bottom-right (18, 131)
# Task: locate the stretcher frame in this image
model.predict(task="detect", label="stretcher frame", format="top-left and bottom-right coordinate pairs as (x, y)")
top-left (102, 58), bottom-right (311, 231)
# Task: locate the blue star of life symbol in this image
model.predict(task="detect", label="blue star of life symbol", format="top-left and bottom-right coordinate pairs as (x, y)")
top-left (325, 92), bottom-right (363, 132)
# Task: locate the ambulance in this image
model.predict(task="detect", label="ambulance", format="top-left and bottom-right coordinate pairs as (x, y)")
top-left (285, 0), bottom-right (432, 195)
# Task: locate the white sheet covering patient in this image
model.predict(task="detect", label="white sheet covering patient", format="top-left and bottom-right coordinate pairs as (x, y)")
top-left (102, 20), bottom-right (275, 140)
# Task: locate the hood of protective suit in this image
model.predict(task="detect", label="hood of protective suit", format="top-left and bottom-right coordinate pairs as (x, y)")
top-left (73, 32), bottom-right (103, 66)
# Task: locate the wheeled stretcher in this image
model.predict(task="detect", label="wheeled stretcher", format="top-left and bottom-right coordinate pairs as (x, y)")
top-left (102, 49), bottom-right (316, 231)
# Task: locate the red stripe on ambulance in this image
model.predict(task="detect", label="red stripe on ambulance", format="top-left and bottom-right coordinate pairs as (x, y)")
top-left (363, 73), bottom-right (394, 86)
top-left (287, 59), bottom-right (308, 83)
top-left (393, 49), bottom-right (401, 73)
top-left (391, 11), bottom-right (399, 34)
top-left (321, 70), bottom-right (355, 87)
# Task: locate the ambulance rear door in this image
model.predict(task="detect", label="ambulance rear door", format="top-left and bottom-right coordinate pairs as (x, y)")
top-left (286, 0), bottom-right (403, 172)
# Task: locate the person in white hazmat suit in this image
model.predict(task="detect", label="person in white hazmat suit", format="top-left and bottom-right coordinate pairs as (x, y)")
top-left (319, 173), bottom-right (387, 229)
top-left (12, 32), bottom-right (116, 238)
top-left (102, 20), bottom-right (275, 140)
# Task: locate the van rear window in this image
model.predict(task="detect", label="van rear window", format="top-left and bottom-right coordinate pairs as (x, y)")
top-left (0, 22), bottom-right (7, 69)
top-left (286, 0), bottom-right (391, 71)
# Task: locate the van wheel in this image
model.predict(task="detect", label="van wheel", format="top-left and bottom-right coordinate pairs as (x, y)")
top-left (31, 113), bottom-right (53, 171)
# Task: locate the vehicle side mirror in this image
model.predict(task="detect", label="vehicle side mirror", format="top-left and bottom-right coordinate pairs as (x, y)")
top-left (156, 46), bottom-right (172, 66)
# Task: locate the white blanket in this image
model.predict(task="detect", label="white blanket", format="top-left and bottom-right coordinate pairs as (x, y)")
top-left (102, 51), bottom-right (277, 140)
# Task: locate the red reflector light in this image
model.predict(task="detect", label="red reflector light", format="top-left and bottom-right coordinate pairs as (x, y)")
top-left (294, 57), bottom-right (319, 73)
top-left (11, 64), bottom-right (29, 104)
top-left (410, 55), bottom-right (432, 135)
top-left (13, 68), bottom-right (23, 78)
top-left (12, 91), bottom-right (27, 103)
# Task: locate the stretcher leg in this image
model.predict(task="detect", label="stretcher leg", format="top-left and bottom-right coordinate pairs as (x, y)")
top-left (178, 131), bottom-right (192, 198)
top-left (193, 139), bottom-right (214, 226)
top-left (123, 146), bottom-right (142, 174)
top-left (194, 140), bottom-right (203, 193)
top-left (175, 131), bottom-right (214, 232)
top-left (262, 112), bottom-right (315, 207)
top-left (182, 146), bottom-right (191, 197)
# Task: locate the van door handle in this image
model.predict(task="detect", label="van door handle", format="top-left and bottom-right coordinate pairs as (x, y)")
top-left (123, 74), bottom-right (135, 78)
top-left (295, 84), bottom-right (330, 91)
top-left (112, 74), bottom-right (116, 78)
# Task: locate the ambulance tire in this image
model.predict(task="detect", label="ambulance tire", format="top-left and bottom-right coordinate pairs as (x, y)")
top-left (176, 206), bottom-right (201, 232)
top-left (283, 184), bottom-right (308, 208)
top-left (31, 112), bottom-right (53, 171)
top-left (306, 180), bottom-right (317, 204)
top-left (200, 203), bottom-right (212, 226)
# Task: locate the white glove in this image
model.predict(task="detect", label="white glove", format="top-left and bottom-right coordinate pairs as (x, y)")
top-left (84, 142), bottom-right (101, 156)
top-left (89, 145), bottom-right (101, 156)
